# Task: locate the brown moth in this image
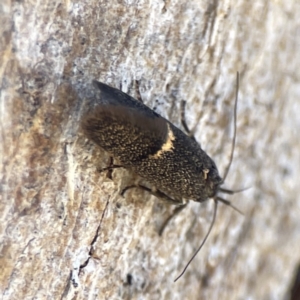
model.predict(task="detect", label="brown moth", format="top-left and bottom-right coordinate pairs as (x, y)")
top-left (81, 75), bottom-right (240, 281)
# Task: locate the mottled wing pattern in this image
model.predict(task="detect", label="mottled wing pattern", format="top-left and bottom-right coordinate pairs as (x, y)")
top-left (81, 104), bottom-right (169, 166)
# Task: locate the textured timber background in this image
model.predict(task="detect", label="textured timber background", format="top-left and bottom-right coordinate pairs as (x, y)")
top-left (1, 1), bottom-right (300, 299)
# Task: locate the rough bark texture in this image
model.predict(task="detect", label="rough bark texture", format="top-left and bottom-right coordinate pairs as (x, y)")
top-left (1, 0), bottom-right (300, 299)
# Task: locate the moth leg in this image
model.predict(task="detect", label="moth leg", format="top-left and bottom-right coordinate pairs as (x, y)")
top-left (121, 184), bottom-right (188, 235)
top-left (119, 80), bottom-right (143, 102)
top-left (180, 100), bottom-right (196, 141)
top-left (133, 80), bottom-right (143, 103)
top-left (158, 203), bottom-right (188, 236)
top-left (121, 184), bottom-right (183, 205)
top-left (97, 157), bottom-right (124, 179)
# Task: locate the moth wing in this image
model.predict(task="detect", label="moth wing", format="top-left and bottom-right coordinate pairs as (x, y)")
top-left (92, 80), bottom-right (159, 119)
top-left (81, 104), bottom-right (169, 163)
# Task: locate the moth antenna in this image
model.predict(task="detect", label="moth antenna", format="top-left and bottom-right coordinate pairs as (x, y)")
top-left (219, 186), bottom-right (250, 195)
top-left (174, 200), bottom-right (218, 282)
top-left (221, 72), bottom-right (239, 183)
top-left (216, 196), bottom-right (244, 215)
top-left (175, 73), bottom-right (240, 282)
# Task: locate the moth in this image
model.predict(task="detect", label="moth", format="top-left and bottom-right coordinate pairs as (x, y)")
top-left (81, 75), bottom-right (240, 281)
